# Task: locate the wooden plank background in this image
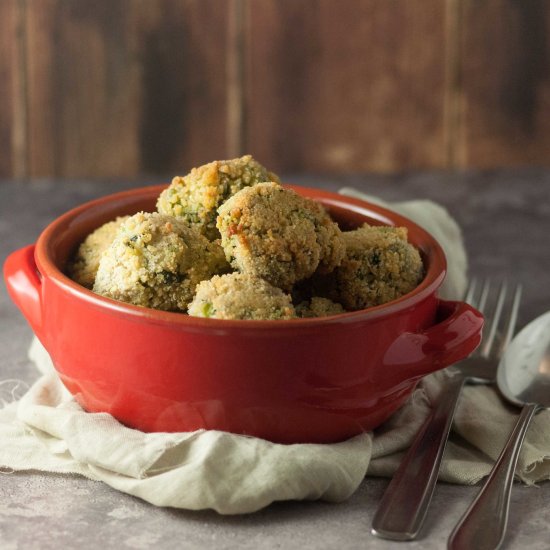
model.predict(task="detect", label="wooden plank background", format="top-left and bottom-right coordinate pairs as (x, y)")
top-left (0, 0), bottom-right (22, 177)
top-left (246, 0), bottom-right (448, 173)
top-left (460, 0), bottom-right (550, 167)
top-left (1, 0), bottom-right (549, 179)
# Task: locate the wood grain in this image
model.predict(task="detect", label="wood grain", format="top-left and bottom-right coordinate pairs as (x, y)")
top-left (226, 0), bottom-right (246, 159)
top-left (3, 0), bottom-right (550, 179)
top-left (25, 0), bottom-right (229, 178)
top-left (245, 0), bottom-right (448, 174)
top-left (459, 0), bottom-right (550, 168)
top-left (0, 0), bottom-right (25, 178)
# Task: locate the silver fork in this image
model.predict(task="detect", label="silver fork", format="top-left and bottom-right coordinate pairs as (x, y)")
top-left (371, 279), bottom-right (522, 541)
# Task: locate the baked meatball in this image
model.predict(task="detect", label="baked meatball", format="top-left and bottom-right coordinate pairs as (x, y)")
top-left (188, 273), bottom-right (296, 320)
top-left (295, 297), bottom-right (345, 318)
top-left (157, 155), bottom-right (280, 240)
top-left (319, 224), bottom-right (424, 311)
top-left (67, 216), bottom-right (129, 288)
top-left (217, 182), bottom-right (344, 290)
top-left (93, 212), bottom-right (228, 311)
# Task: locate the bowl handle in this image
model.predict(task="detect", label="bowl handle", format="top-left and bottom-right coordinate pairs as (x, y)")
top-left (3, 244), bottom-right (44, 340)
top-left (382, 299), bottom-right (484, 383)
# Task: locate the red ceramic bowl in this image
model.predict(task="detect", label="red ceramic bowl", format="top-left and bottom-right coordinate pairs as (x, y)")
top-left (4, 185), bottom-right (483, 443)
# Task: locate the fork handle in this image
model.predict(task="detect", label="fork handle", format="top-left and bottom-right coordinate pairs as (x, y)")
top-left (371, 373), bottom-right (466, 540)
top-left (448, 403), bottom-right (539, 550)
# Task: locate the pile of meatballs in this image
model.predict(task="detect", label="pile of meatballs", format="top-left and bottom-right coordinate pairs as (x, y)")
top-left (68, 155), bottom-right (424, 320)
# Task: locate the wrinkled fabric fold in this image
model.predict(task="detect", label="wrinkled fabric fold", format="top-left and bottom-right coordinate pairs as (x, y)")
top-left (1, 342), bottom-right (548, 514)
top-left (0, 341), bottom-right (372, 514)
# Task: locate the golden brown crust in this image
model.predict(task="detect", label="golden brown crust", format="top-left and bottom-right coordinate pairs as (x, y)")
top-left (67, 216), bottom-right (130, 288)
top-left (316, 224), bottom-right (424, 310)
top-left (217, 182), bottom-right (344, 290)
top-left (295, 297), bottom-right (345, 318)
top-left (70, 166), bottom-right (425, 318)
top-left (93, 212), bottom-right (228, 311)
top-left (156, 155), bottom-right (280, 240)
top-left (188, 273), bottom-right (296, 320)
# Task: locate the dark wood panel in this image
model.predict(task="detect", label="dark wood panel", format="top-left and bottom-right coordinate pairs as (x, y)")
top-left (459, 0), bottom-right (550, 168)
top-left (0, 0), bottom-right (21, 177)
top-left (245, 0), bottom-right (448, 174)
top-left (4, 0), bottom-right (549, 179)
top-left (25, 0), bottom-right (230, 179)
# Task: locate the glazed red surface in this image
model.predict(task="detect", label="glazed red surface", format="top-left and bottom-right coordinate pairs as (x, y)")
top-left (4, 185), bottom-right (483, 443)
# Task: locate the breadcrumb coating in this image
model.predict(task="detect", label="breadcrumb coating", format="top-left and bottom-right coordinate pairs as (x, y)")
top-left (69, 161), bottom-right (426, 319)
top-left (319, 224), bottom-right (424, 311)
top-left (157, 155), bottom-right (280, 240)
top-left (188, 273), bottom-right (296, 320)
top-left (67, 216), bottom-right (129, 288)
top-left (217, 182), bottom-right (344, 290)
top-left (295, 297), bottom-right (345, 318)
top-left (93, 212), bottom-right (228, 311)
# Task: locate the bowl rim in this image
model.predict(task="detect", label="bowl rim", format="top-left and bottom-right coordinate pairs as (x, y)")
top-left (35, 183), bottom-right (447, 330)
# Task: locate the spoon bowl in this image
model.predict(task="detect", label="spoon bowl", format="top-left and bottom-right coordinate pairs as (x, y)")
top-left (497, 311), bottom-right (550, 408)
top-left (449, 310), bottom-right (550, 550)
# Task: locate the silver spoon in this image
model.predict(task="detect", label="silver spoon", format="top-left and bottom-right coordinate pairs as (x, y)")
top-left (448, 310), bottom-right (550, 550)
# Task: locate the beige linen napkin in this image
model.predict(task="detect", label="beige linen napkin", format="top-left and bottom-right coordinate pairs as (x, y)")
top-left (1, 191), bottom-right (549, 514)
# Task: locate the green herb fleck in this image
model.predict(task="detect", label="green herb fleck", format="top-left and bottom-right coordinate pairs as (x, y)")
top-left (201, 302), bottom-right (216, 318)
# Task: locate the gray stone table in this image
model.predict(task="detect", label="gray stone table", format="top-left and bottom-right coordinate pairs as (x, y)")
top-left (1, 170), bottom-right (549, 549)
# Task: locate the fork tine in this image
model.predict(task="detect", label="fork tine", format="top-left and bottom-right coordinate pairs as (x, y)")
top-left (477, 278), bottom-right (491, 314)
top-left (463, 278), bottom-right (489, 358)
top-left (498, 283), bottom-right (522, 354)
top-left (464, 278), bottom-right (478, 305)
top-left (480, 281), bottom-right (507, 358)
